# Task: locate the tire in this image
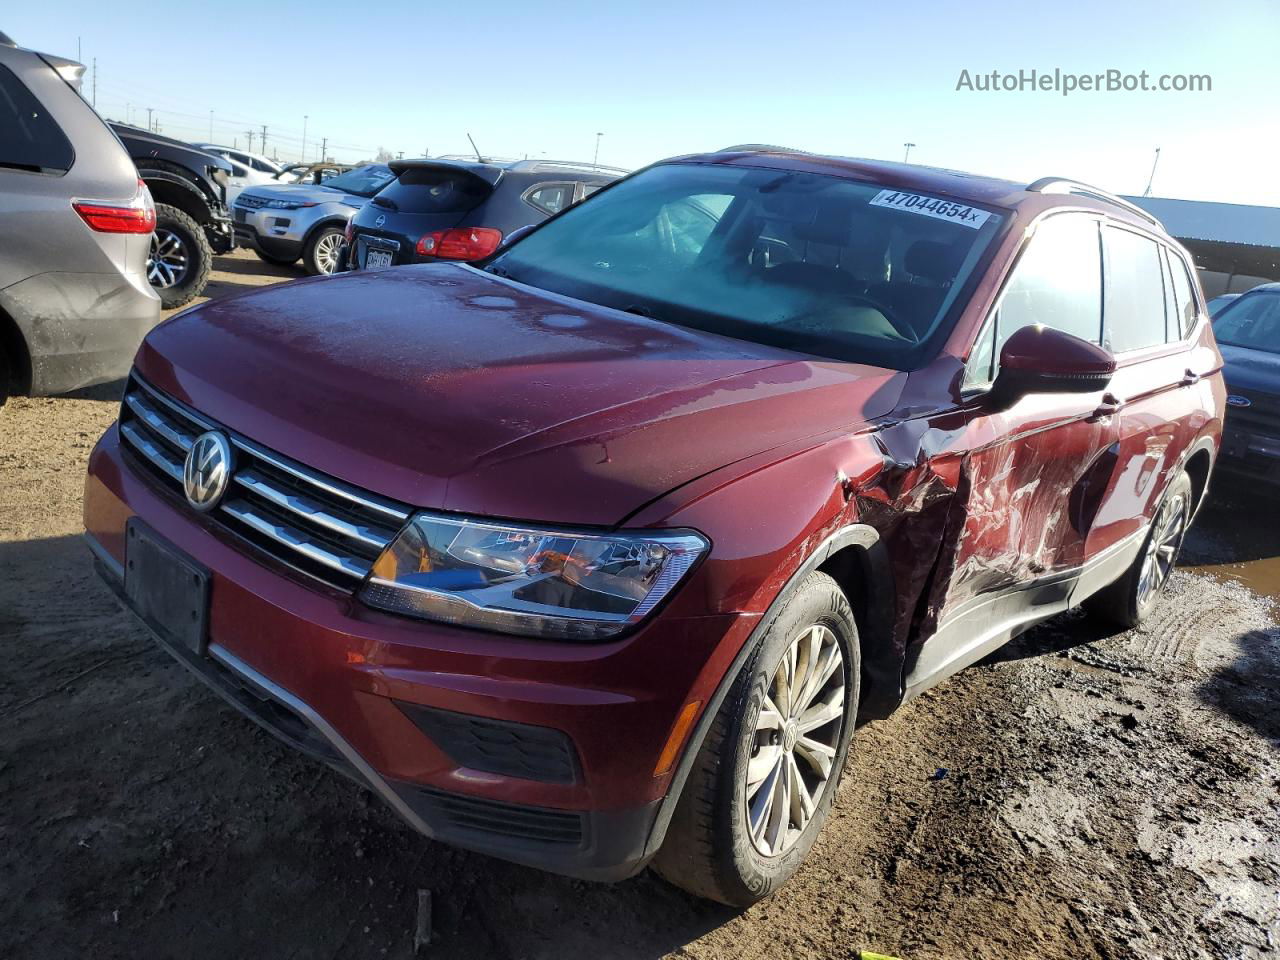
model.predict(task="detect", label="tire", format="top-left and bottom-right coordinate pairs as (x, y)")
top-left (148, 203), bottom-right (212, 309)
top-left (1086, 470), bottom-right (1194, 629)
top-left (254, 249), bottom-right (299, 267)
top-left (654, 571), bottom-right (860, 906)
top-left (302, 225), bottom-right (345, 276)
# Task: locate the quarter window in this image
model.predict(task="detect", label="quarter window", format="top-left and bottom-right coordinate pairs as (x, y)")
top-left (1166, 250), bottom-right (1199, 339)
top-left (1102, 226), bottom-right (1167, 353)
top-left (525, 182), bottom-right (577, 215)
top-left (0, 64), bottom-right (74, 173)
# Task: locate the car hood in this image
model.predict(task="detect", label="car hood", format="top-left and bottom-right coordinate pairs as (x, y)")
top-left (135, 264), bottom-right (905, 526)
top-left (1219, 342), bottom-right (1280, 396)
top-left (238, 182), bottom-right (359, 205)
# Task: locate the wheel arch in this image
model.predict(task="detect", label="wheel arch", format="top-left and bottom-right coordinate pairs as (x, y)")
top-left (138, 166), bottom-right (213, 224)
top-left (302, 216), bottom-right (350, 249)
top-left (642, 521), bottom-right (897, 861)
top-left (0, 301), bottom-right (33, 398)
top-left (1182, 439), bottom-right (1215, 518)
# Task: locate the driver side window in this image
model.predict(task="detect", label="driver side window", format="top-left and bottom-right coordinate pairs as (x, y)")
top-left (965, 214), bottom-right (1103, 388)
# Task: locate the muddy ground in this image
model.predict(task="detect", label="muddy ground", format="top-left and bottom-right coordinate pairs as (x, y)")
top-left (1, 250), bottom-right (1277, 960)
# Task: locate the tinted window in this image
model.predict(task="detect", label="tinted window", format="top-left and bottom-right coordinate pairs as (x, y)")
top-left (1166, 250), bottom-right (1199, 338)
top-left (0, 63), bottom-right (74, 172)
top-left (525, 182), bottom-right (576, 215)
top-left (1103, 227), bottom-right (1167, 353)
top-left (992, 214), bottom-right (1102, 363)
top-left (1213, 291), bottom-right (1280, 355)
top-left (489, 164), bottom-right (1006, 368)
top-left (378, 167), bottom-right (492, 214)
top-left (321, 164), bottom-right (395, 197)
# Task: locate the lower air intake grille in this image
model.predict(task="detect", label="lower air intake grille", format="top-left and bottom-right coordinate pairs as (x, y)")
top-left (117, 372), bottom-right (411, 591)
top-left (410, 786), bottom-right (586, 847)
top-left (398, 702), bottom-right (580, 784)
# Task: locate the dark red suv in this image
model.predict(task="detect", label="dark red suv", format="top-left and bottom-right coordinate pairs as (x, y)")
top-left (84, 148), bottom-right (1224, 906)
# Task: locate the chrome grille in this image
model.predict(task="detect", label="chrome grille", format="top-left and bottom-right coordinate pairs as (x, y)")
top-left (118, 374), bottom-right (411, 591)
top-left (235, 194), bottom-right (270, 209)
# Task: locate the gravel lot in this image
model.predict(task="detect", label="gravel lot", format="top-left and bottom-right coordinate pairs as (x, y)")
top-left (2, 250), bottom-right (1277, 959)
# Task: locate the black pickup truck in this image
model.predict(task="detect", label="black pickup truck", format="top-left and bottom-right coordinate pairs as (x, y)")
top-left (108, 122), bottom-right (234, 308)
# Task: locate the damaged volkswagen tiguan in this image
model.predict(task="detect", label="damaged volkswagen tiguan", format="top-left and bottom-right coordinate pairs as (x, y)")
top-left (84, 147), bottom-right (1224, 906)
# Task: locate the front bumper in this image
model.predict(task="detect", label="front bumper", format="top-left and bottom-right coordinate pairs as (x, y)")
top-left (84, 424), bottom-right (743, 879)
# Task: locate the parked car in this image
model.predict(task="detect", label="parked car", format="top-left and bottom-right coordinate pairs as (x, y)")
top-left (274, 161), bottom-right (352, 186)
top-left (1211, 283), bottom-right (1280, 480)
top-left (85, 149), bottom-right (1224, 906)
top-left (1207, 292), bottom-right (1241, 317)
top-left (108, 122), bottom-right (234, 309)
top-left (193, 143), bottom-right (282, 207)
top-left (339, 158), bottom-right (625, 271)
top-left (0, 33), bottom-right (160, 403)
top-left (232, 163), bottom-right (393, 275)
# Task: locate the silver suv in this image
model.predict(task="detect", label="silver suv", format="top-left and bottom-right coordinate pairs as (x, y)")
top-left (232, 164), bottom-right (394, 275)
top-left (0, 32), bottom-right (160, 402)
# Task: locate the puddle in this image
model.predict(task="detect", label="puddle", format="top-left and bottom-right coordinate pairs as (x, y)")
top-left (1181, 475), bottom-right (1280, 602)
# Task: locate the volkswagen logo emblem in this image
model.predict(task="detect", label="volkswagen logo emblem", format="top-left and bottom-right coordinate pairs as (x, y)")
top-left (1226, 394), bottom-right (1252, 408)
top-left (184, 431), bottom-right (232, 512)
top-left (374, 214), bottom-right (386, 228)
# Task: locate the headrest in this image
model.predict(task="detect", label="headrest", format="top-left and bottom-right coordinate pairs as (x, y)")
top-left (905, 240), bottom-right (964, 284)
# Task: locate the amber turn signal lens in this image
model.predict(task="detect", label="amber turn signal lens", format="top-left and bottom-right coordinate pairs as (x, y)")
top-left (653, 700), bottom-right (702, 777)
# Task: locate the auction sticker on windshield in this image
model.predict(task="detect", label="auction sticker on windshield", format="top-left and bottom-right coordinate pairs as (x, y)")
top-left (869, 190), bottom-right (993, 229)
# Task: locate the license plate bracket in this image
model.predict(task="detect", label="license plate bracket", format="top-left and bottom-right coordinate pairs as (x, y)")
top-left (124, 519), bottom-right (210, 656)
top-left (365, 248), bottom-right (394, 270)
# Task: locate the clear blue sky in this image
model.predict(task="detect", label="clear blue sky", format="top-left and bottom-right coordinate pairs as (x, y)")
top-left (8, 0), bottom-right (1278, 204)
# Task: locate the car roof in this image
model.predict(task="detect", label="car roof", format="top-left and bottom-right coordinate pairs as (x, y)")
top-left (667, 146), bottom-right (1166, 234)
top-left (390, 156), bottom-right (626, 181)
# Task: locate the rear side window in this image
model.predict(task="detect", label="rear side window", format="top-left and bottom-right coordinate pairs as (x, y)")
top-left (379, 167), bottom-right (491, 213)
top-left (0, 63), bottom-right (74, 173)
top-left (524, 182), bottom-right (577, 215)
top-left (1166, 250), bottom-right (1199, 339)
top-left (1103, 227), bottom-right (1167, 353)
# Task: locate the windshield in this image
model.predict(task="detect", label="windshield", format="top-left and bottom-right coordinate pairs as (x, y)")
top-left (322, 164), bottom-right (394, 197)
top-left (487, 163), bottom-right (1006, 368)
top-left (1213, 290), bottom-right (1280, 354)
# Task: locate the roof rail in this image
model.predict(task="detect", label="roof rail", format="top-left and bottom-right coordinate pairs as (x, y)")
top-left (1026, 177), bottom-right (1161, 227)
top-left (514, 159), bottom-right (630, 175)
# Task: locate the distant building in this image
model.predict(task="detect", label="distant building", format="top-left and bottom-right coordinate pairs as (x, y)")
top-left (1124, 195), bottom-right (1280, 299)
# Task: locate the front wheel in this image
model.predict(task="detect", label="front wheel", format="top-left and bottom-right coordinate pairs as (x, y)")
top-left (1086, 470), bottom-right (1193, 628)
top-left (302, 225), bottom-right (345, 276)
top-left (654, 571), bottom-right (859, 906)
top-left (148, 203), bottom-right (212, 309)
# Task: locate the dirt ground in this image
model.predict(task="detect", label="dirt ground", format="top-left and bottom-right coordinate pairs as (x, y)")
top-left (1, 250), bottom-right (1277, 960)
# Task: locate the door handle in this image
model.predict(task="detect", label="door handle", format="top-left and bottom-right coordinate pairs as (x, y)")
top-left (1180, 369), bottom-right (1201, 386)
top-left (1090, 392), bottom-right (1122, 421)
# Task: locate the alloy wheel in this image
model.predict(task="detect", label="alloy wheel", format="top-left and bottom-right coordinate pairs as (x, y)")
top-left (1138, 492), bottom-right (1187, 607)
top-left (147, 228), bottom-right (189, 288)
top-left (745, 623), bottom-right (846, 856)
top-left (314, 232), bottom-right (343, 274)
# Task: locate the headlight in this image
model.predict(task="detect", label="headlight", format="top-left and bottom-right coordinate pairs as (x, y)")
top-left (264, 199), bottom-right (317, 210)
top-left (360, 514), bottom-right (708, 640)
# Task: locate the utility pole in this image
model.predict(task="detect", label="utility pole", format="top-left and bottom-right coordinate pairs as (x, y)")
top-left (146, 107), bottom-right (154, 132)
top-left (903, 142), bottom-right (915, 162)
top-left (397, 151), bottom-right (404, 159)
top-left (260, 125), bottom-right (268, 156)
top-left (302, 115), bottom-right (308, 163)
top-left (319, 137), bottom-right (327, 162)
top-left (1143, 147), bottom-right (1162, 197)
top-left (593, 132), bottom-right (603, 169)
top-left (245, 129), bottom-right (255, 152)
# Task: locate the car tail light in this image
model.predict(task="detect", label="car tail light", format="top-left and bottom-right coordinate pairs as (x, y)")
top-left (73, 179), bottom-right (156, 234)
top-left (416, 227), bottom-right (503, 261)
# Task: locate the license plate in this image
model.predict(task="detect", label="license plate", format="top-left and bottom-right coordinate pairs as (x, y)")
top-left (365, 249), bottom-right (394, 270)
top-left (124, 519), bottom-right (210, 655)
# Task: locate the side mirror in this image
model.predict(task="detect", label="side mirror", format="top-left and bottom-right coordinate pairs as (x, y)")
top-left (502, 223), bottom-right (538, 248)
top-left (990, 324), bottom-right (1115, 404)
